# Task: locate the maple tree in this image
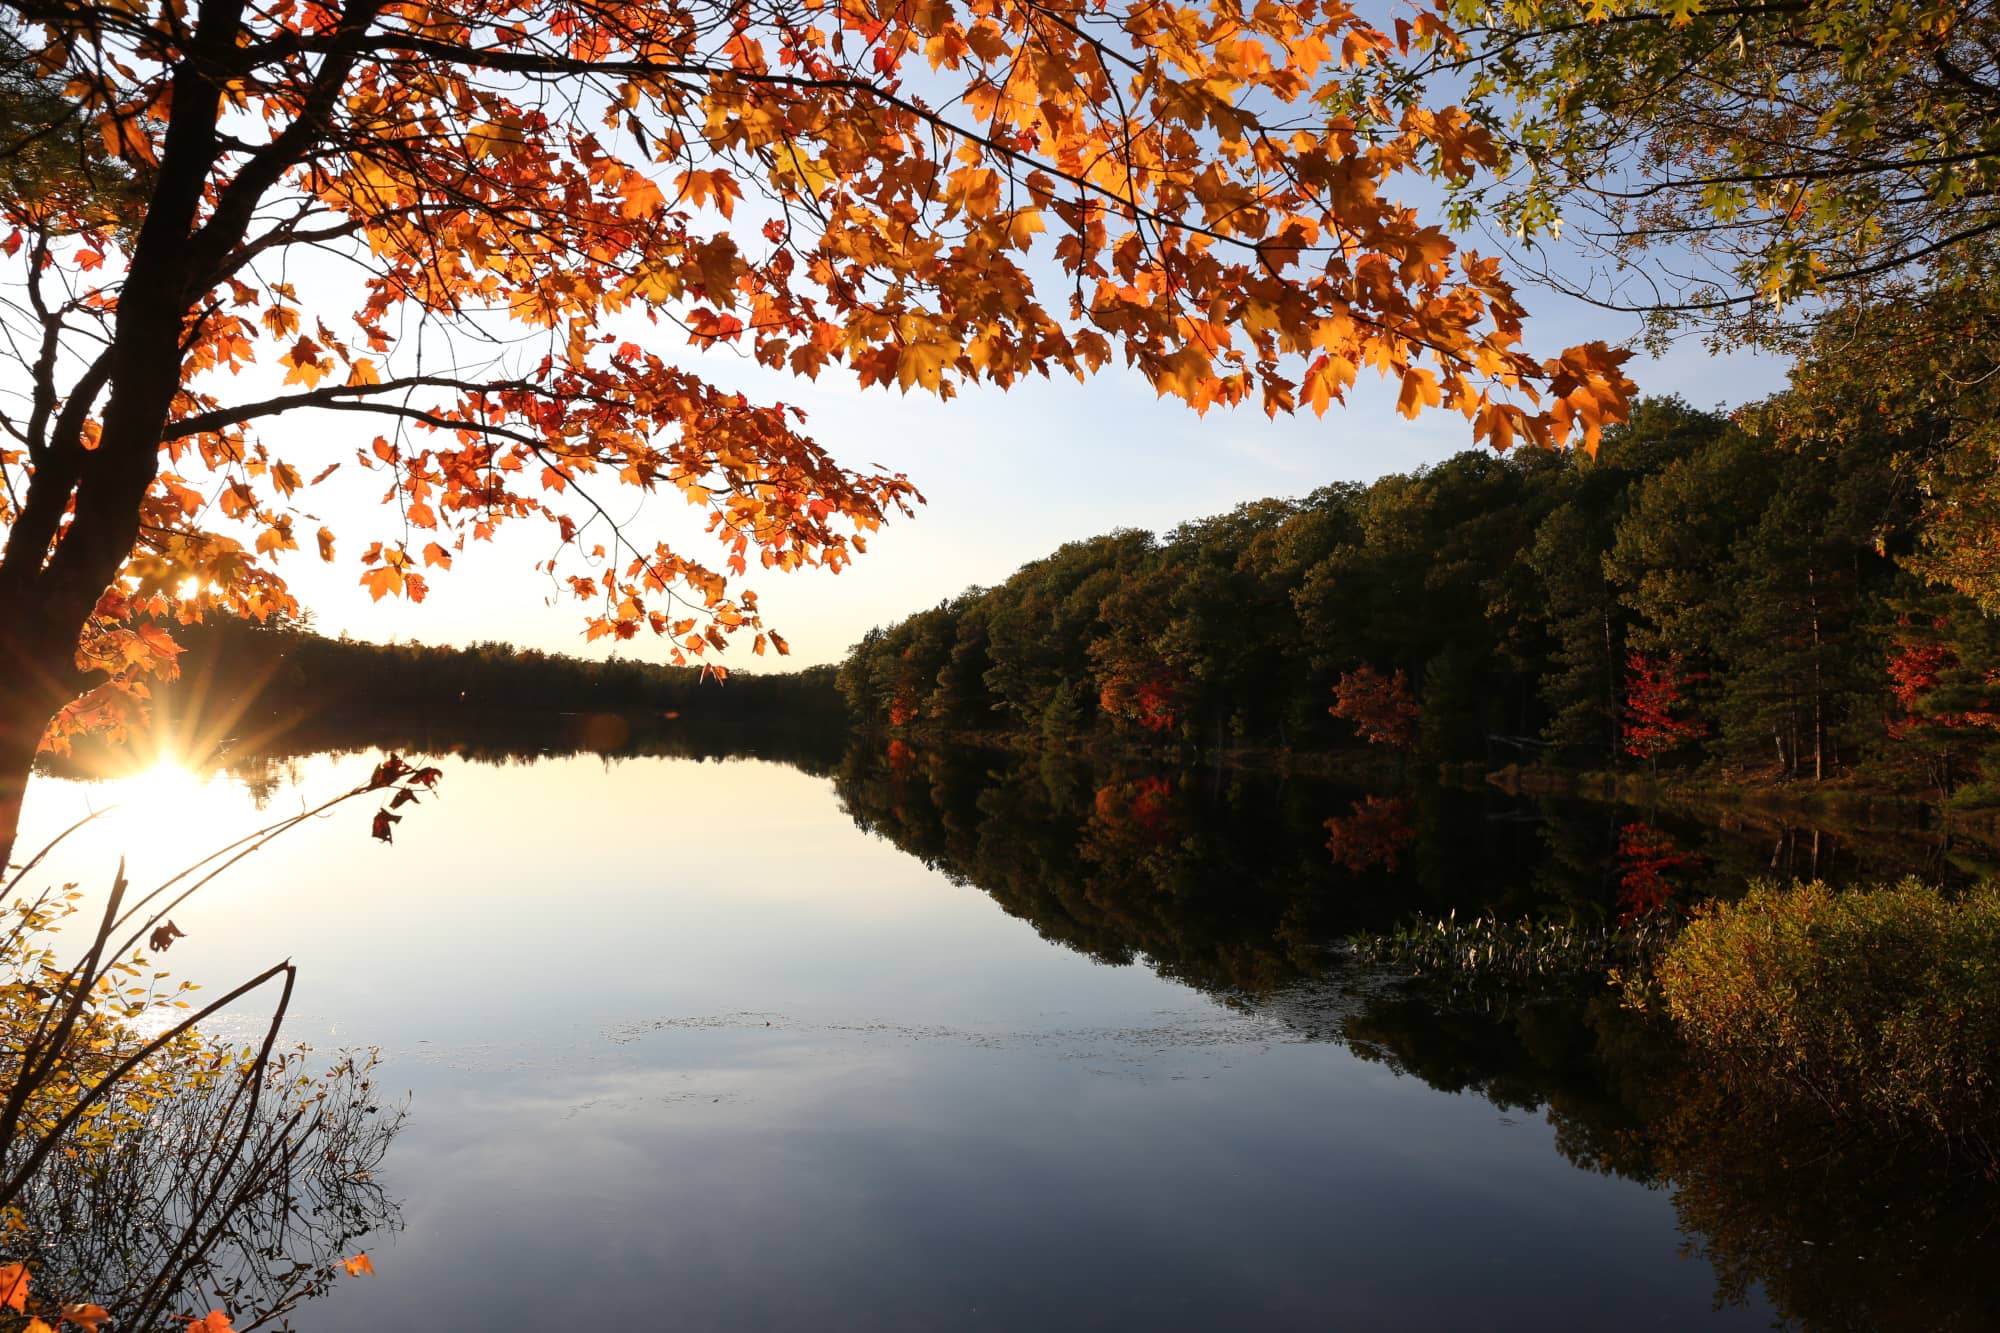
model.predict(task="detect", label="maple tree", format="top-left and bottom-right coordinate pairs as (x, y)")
top-left (1885, 620), bottom-right (1964, 740)
top-left (1329, 665), bottom-right (1418, 747)
top-left (884, 647), bottom-right (925, 728)
top-left (1620, 649), bottom-right (1705, 765)
top-left (1096, 666), bottom-right (1181, 734)
top-left (0, 0), bottom-right (1637, 859)
top-left (1882, 611), bottom-right (2000, 797)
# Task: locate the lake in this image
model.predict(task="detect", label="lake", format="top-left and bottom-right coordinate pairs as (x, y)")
top-left (16, 732), bottom-right (1996, 1330)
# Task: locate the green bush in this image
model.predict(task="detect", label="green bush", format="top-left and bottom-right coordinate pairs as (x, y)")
top-left (1651, 879), bottom-right (2000, 1162)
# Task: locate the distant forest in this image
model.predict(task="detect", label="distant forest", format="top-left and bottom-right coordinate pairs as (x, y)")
top-left (102, 618), bottom-right (848, 769)
top-left (837, 393), bottom-right (2000, 797)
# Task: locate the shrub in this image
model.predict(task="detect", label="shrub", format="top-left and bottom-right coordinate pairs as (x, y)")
top-left (1651, 879), bottom-right (2000, 1162)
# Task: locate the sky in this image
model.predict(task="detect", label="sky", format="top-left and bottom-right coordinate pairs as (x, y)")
top-left (273, 287), bottom-right (1790, 671)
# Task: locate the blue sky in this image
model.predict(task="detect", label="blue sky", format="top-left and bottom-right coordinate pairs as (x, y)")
top-left (278, 287), bottom-right (1790, 670)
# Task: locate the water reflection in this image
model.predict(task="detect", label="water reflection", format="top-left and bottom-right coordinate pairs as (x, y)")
top-left (5, 1050), bottom-right (404, 1329)
top-left (1325, 988), bottom-right (2000, 1331)
top-left (18, 725), bottom-right (1999, 1330)
top-left (832, 739), bottom-right (1987, 994)
top-left (42, 703), bottom-right (851, 803)
top-left (4, 753), bottom-right (420, 1331)
top-left (831, 740), bottom-right (2000, 1329)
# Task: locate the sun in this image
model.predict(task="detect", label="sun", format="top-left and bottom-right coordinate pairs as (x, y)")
top-left (101, 753), bottom-right (241, 878)
top-left (125, 752), bottom-right (205, 808)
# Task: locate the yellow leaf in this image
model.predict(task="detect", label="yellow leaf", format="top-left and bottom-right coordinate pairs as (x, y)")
top-left (676, 168), bottom-right (742, 218)
top-left (1395, 367), bottom-right (1440, 419)
top-left (255, 522), bottom-right (297, 556)
top-left (360, 565), bottom-right (403, 601)
top-left (466, 120), bottom-right (526, 160)
top-left (895, 340), bottom-right (960, 394)
top-left (775, 144), bottom-right (837, 199)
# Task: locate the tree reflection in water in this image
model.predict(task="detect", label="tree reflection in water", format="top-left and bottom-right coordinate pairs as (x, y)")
top-left (2, 801), bottom-right (410, 1331)
top-left (1340, 989), bottom-right (2000, 1332)
top-left (833, 738), bottom-right (2000, 1331)
top-left (4, 1049), bottom-right (403, 1329)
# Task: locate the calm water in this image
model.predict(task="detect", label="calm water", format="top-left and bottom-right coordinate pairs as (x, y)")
top-left (16, 736), bottom-right (1994, 1330)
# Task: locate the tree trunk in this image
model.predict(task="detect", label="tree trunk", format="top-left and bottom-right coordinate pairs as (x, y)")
top-left (1601, 597), bottom-right (1617, 762)
top-left (0, 736), bottom-right (37, 875)
top-left (0, 8), bottom-right (260, 866)
top-left (1808, 565), bottom-right (1825, 781)
top-left (0, 664), bottom-right (61, 872)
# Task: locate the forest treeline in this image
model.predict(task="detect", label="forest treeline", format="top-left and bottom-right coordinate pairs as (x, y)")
top-left (106, 617), bottom-right (847, 766)
top-left (837, 347), bottom-right (2000, 800)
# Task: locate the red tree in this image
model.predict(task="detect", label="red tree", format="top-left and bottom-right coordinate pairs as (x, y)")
top-left (886, 648), bottom-right (923, 727)
top-left (1882, 614), bottom-right (2000, 796)
top-left (1330, 667), bottom-right (1420, 747)
top-left (1621, 651), bottom-right (1708, 763)
top-left (1099, 669), bottom-right (1183, 734)
top-left (1885, 616), bottom-right (2000, 737)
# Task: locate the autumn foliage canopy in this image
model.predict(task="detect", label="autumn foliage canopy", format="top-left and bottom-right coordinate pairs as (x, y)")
top-left (0, 0), bottom-right (1634, 766)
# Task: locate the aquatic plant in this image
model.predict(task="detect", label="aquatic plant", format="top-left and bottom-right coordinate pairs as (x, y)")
top-left (1347, 910), bottom-right (1679, 994)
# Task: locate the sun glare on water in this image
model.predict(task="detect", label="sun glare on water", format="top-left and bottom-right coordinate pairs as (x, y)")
top-left (83, 752), bottom-right (253, 886)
